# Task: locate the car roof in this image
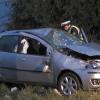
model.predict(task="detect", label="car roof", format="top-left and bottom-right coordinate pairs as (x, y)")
top-left (1, 28), bottom-right (53, 38)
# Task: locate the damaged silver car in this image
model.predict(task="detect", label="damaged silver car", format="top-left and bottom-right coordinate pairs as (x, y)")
top-left (0, 28), bottom-right (100, 96)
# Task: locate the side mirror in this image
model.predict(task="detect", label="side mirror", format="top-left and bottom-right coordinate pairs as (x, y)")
top-left (47, 48), bottom-right (53, 56)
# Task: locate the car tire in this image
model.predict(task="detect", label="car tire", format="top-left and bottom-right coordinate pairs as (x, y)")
top-left (57, 72), bottom-right (81, 96)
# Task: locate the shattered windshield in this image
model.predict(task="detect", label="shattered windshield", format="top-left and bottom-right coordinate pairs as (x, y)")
top-left (45, 29), bottom-right (85, 48)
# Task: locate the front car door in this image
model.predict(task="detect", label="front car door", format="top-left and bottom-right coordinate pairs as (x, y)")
top-left (16, 32), bottom-right (54, 85)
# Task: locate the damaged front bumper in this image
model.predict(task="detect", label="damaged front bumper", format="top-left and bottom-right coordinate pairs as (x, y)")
top-left (79, 69), bottom-right (100, 90)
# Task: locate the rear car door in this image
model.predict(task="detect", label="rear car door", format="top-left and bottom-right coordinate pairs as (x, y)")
top-left (0, 35), bottom-right (19, 81)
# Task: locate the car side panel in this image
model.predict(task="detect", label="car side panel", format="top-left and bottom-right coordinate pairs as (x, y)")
top-left (0, 52), bottom-right (17, 81)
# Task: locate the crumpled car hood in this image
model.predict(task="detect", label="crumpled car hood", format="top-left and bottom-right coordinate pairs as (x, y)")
top-left (67, 42), bottom-right (100, 56)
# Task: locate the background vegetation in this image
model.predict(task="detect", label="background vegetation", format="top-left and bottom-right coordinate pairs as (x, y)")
top-left (10, 0), bottom-right (100, 42)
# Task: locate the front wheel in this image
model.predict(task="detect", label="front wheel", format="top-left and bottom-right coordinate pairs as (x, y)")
top-left (57, 72), bottom-right (81, 96)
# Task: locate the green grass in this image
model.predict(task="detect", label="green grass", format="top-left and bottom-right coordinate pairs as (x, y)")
top-left (0, 84), bottom-right (100, 100)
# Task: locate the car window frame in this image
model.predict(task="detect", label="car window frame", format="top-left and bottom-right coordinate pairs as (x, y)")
top-left (0, 32), bottom-right (53, 56)
top-left (16, 32), bottom-right (53, 57)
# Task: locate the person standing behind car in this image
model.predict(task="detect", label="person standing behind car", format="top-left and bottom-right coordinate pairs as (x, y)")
top-left (61, 20), bottom-right (84, 41)
top-left (61, 20), bottom-right (80, 35)
top-left (61, 20), bottom-right (71, 32)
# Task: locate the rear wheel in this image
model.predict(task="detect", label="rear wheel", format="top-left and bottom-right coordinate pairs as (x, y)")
top-left (58, 72), bottom-right (81, 96)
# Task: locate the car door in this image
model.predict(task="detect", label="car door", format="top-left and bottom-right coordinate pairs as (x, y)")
top-left (80, 28), bottom-right (88, 43)
top-left (0, 35), bottom-right (19, 81)
top-left (16, 34), bottom-right (54, 84)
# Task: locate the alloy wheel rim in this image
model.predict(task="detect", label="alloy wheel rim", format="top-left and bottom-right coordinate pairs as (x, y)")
top-left (60, 76), bottom-right (78, 95)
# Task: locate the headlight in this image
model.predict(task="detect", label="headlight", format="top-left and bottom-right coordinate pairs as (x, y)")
top-left (92, 63), bottom-right (98, 69)
top-left (85, 61), bottom-right (98, 69)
